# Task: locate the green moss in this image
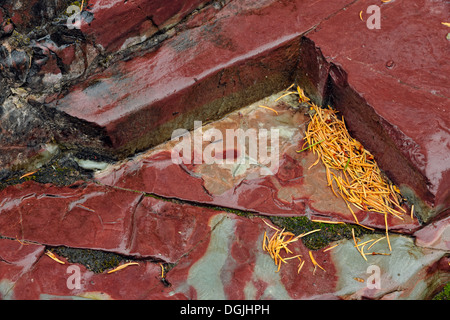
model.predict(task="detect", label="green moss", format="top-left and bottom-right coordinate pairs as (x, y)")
top-left (8, 30), bottom-right (31, 47)
top-left (433, 282), bottom-right (450, 300)
top-left (269, 216), bottom-right (377, 250)
top-left (143, 193), bottom-right (255, 218)
top-left (50, 246), bottom-right (126, 274)
top-left (0, 158), bottom-right (89, 190)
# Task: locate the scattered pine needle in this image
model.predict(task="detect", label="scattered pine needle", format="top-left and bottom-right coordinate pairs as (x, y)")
top-left (107, 262), bottom-right (139, 274)
top-left (258, 105), bottom-right (279, 115)
top-left (299, 229), bottom-right (321, 238)
top-left (385, 213), bottom-right (392, 251)
top-left (410, 204), bottom-right (415, 220)
top-left (262, 219), bottom-right (306, 273)
top-left (297, 87), bottom-right (310, 103)
top-left (367, 236), bottom-right (386, 250)
top-left (442, 22), bottom-right (450, 27)
top-left (296, 139), bottom-right (325, 153)
top-left (359, 10), bottom-right (363, 21)
top-left (16, 237), bottom-right (30, 246)
top-left (308, 251), bottom-right (325, 274)
top-left (285, 83), bottom-right (295, 91)
top-left (297, 258), bottom-right (305, 274)
top-left (351, 228), bottom-right (366, 261)
top-left (275, 91), bottom-right (297, 102)
top-left (356, 223), bottom-right (375, 231)
top-left (354, 238), bottom-right (375, 248)
top-left (311, 219), bottom-right (345, 225)
top-left (261, 84), bottom-right (408, 275)
top-left (323, 244), bottom-right (339, 252)
top-left (45, 251), bottom-right (65, 265)
top-left (366, 252), bottom-right (391, 256)
top-left (19, 170), bottom-right (37, 179)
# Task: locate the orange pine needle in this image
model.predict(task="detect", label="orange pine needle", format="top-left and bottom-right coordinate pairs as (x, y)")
top-left (323, 244), bottom-right (339, 252)
top-left (308, 251), bottom-right (325, 274)
top-left (385, 214), bottom-right (392, 251)
top-left (107, 262), bottom-right (139, 274)
top-left (258, 105), bottom-right (279, 115)
top-left (19, 171), bottom-right (37, 179)
top-left (45, 251), bottom-right (65, 265)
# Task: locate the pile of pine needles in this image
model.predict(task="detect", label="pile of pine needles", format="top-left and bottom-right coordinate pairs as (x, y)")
top-left (294, 86), bottom-right (406, 250)
top-left (261, 85), bottom-right (410, 272)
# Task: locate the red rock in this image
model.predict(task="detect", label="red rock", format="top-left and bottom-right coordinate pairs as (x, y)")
top-left (48, 0), bottom-right (351, 156)
top-left (414, 215), bottom-right (450, 251)
top-left (2, 0), bottom-right (70, 33)
top-left (303, 0), bottom-right (450, 220)
top-left (166, 214), bottom-right (336, 299)
top-left (0, 181), bottom-right (142, 253)
top-left (0, 239), bottom-right (44, 299)
top-left (46, 0), bottom-right (448, 219)
top-left (80, 0), bottom-right (157, 52)
top-left (0, 180), bottom-right (230, 263)
top-left (98, 150), bottom-right (212, 203)
top-left (1, 0), bottom-right (448, 301)
top-left (11, 254), bottom-right (171, 300)
top-left (81, 0), bottom-right (209, 52)
top-left (0, 185), bottom-right (445, 300)
top-left (96, 101), bottom-right (420, 233)
top-left (128, 196), bottom-right (218, 262)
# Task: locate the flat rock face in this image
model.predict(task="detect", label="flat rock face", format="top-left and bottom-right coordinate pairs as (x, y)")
top-left (0, 189), bottom-right (447, 299)
top-left (45, 0), bottom-right (351, 155)
top-left (304, 0), bottom-right (450, 220)
top-left (80, 0), bottom-right (209, 52)
top-left (0, 0), bottom-right (448, 301)
top-left (96, 95), bottom-right (420, 234)
top-left (0, 181), bottom-right (143, 253)
top-left (38, 0), bottom-right (450, 220)
top-left (414, 215), bottom-right (450, 252)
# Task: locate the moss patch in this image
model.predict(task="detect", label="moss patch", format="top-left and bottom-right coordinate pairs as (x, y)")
top-left (0, 156), bottom-right (90, 190)
top-left (269, 216), bottom-right (378, 250)
top-left (433, 282), bottom-right (450, 300)
top-left (50, 246), bottom-right (127, 274)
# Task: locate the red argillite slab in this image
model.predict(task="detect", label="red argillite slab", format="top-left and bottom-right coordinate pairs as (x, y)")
top-left (0, 181), bottom-right (142, 253)
top-left (80, 0), bottom-right (209, 52)
top-left (0, 239), bottom-right (45, 299)
top-left (127, 196), bottom-right (219, 262)
top-left (0, 192), bottom-right (445, 300)
top-left (96, 97), bottom-right (420, 233)
top-left (165, 214), bottom-right (337, 300)
top-left (0, 180), bottom-right (237, 263)
top-left (11, 255), bottom-right (171, 300)
top-left (414, 215), bottom-right (450, 251)
top-left (47, 0), bottom-right (351, 156)
top-left (304, 0), bottom-right (450, 220)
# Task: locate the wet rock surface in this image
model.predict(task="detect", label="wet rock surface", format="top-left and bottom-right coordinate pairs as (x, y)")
top-left (0, 0), bottom-right (448, 300)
